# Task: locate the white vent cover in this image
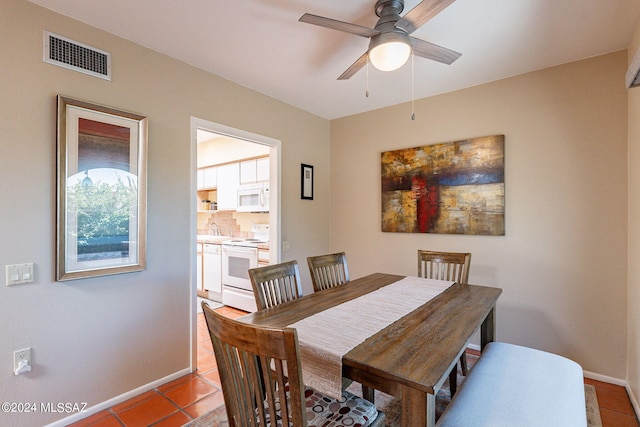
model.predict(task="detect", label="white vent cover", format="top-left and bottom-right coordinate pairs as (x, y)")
top-left (43, 31), bottom-right (111, 80)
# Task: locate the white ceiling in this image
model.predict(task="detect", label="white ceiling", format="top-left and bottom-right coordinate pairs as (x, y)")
top-left (29, 0), bottom-right (640, 120)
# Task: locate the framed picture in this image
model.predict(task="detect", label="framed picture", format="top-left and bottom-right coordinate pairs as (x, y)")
top-left (301, 164), bottom-right (314, 200)
top-left (56, 96), bottom-right (148, 281)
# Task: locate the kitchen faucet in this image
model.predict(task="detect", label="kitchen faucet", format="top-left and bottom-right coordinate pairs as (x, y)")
top-left (211, 223), bottom-right (220, 236)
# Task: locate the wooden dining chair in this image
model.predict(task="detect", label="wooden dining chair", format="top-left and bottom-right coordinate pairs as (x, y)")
top-left (418, 250), bottom-right (471, 284)
top-left (418, 249), bottom-right (472, 395)
top-left (201, 302), bottom-right (385, 427)
top-left (249, 260), bottom-right (304, 310)
top-left (307, 252), bottom-right (350, 292)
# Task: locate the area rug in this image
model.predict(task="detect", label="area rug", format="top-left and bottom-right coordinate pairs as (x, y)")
top-left (197, 297), bottom-right (223, 313)
top-left (183, 354), bottom-right (602, 426)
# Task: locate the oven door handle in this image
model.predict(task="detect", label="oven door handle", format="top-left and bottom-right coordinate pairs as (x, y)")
top-left (223, 245), bottom-right (257, 254)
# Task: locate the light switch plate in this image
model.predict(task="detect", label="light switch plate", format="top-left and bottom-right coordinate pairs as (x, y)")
top-left (5, 263), bottom-right (34, 285)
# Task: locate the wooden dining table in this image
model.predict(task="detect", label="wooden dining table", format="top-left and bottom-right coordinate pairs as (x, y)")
top-left (239, 272), bottom-right (502, 427)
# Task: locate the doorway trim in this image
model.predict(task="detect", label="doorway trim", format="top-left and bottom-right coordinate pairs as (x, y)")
top-left (190, 117), bottom-right (281, 370)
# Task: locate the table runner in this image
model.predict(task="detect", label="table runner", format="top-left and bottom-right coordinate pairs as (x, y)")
top-left (289, 276), bottom-right (454, 398)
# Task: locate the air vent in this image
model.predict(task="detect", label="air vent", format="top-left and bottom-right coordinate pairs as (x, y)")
top-left (628, 45), bottom-right (640, 88)
top-left (43, 31), bottom-right (111, 80)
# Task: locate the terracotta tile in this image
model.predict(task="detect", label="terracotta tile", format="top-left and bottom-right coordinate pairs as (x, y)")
top-left (198, 338), bottom-right (209, 348)
top-left (115, 393), bottom-right (179, 427)
top-left (151, 411), bottom-right (192, 427)
top-left (584, 377), bottom-right (599, 387)
top-left (66, 410), bottom-right (121, 427)
top-left (594, 384), bottom-right (635, 414)
top-left (157, 373), bottom-right (198, 393)
top-left (111, 390), bottom-right (159, 413)
top-left (214, 306), bottom-right (247, 319)
top-left (197, 339), bottom-right (213, 357)
top-left (196, 352), bottom-right (218, 374)
top-left (183, 391), bottom-right (226, 419)
top-left (162, 376), bottom-right (218, 408)
top-left (198, 334), bottom-right (212, 346)
top-left (600, 407), bottom-right (640, 427)
top-left (201, 368), bottom-right (222, 388)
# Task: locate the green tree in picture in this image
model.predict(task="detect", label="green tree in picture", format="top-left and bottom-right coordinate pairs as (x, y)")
top-left (68, 173), bottom-right (137, 257)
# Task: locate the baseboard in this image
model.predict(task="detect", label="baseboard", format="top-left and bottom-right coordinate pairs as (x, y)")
top-left (44, 367), bottom-right (192, 427)
top-left (583, 370), bottom-right (626, 387)
top-left (627, 384), bottom-right (640, 419)
top-left (467, 343), bottom-right (481, 352)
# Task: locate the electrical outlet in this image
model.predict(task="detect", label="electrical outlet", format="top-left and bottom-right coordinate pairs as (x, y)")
top-left (13, 348), bottom-right (31, 372)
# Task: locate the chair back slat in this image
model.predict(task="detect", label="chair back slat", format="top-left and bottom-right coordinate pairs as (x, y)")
top-left (202, 303), bottom-right (306, 426)
top-left (307, 252), bottom-right (350, 292)
top-left (249, 261), bottom-right (304, 310)
top-left (417, 250), bottom-right (471, 284)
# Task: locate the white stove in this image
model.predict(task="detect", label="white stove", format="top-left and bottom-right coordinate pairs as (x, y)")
top-left (221, 224), bottom-right (269, 312)
top-left (222, 238), bottom-right (267, 248)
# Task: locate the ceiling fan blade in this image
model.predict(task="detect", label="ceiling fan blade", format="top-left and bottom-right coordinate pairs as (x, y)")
top-left (299, 13), bottom-right (379, 38)
top-left (410, 37), bottom-right (461, 65)
top-left (396, 0), bottom-right (457, 34)
top-left (338, 52), bottom-right (369, 80)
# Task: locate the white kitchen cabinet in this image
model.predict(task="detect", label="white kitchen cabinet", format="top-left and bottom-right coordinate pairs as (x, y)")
top-left (240, 157), bottom-right (269, 184)
top-left (258, 248), bottom-right (270, 266)
top-left (217, 162), bottom-right (239, 210)
top-left (197, 169), bottom-right (204, 189)
top-left (198, 166), bottom-right (217, 189)
top-left (203, 167), bottom-right (217, 188)
top-left (240, 160), bottom-right (257, 184)
top-left (256, 157), bottom-right (269, 182)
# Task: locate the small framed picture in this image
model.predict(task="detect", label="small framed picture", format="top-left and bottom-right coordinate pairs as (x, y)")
top-left (301, 164), bottom-right (314, 200)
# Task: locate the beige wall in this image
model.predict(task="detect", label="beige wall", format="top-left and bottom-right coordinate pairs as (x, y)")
top-left (2, 0), bottom-right (637, 424)
top-left (331, 52), bottom-right (629, 380)
top-left (0, 1), bottom-right (330, 425)
top-left (628, 20), bottom-right (640, 413)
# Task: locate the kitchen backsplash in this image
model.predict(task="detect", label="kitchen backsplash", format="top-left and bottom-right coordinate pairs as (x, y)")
top-left (198, 211), bottom-right (244, 237)
top-left (198, 211), bottom-right (268, 239)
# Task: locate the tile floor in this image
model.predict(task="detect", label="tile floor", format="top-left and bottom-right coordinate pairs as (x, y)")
top-left (585, 377), bottom-right (640, 427)
top-left (68, 305), bottom-right (638, 427)
top-left (67, 306), bottom-right (242, 427)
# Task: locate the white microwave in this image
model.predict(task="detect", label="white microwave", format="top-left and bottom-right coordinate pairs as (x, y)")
top-left (237, 183), bottom-right (269, 212)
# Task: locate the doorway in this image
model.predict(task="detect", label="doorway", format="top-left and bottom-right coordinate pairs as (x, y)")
top-left (190, 117), bottom-right (281, 370)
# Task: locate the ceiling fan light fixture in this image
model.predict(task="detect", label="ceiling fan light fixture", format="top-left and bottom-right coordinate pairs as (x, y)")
top-left (368, 32), bottom-right (412, 72)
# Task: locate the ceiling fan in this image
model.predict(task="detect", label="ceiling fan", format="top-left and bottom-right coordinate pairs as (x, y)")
top-left (299, 0), bottom-right (461, 80)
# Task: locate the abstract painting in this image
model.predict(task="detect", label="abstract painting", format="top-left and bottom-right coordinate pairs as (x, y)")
top-left (381, 135), bottom-right (505, 235)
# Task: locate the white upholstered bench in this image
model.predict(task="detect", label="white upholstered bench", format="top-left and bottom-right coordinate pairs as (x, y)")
top-left (437, 342), bottom-right (587, 427)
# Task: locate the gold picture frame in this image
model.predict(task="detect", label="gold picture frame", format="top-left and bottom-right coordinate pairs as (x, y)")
top-left (56, 96), bottom-right (147, 280)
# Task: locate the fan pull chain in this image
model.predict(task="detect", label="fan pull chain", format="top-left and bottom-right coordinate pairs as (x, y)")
top-left (411, 52), bottom-right (416, 120)
top-left (366, 56), bottom-right (370, 98)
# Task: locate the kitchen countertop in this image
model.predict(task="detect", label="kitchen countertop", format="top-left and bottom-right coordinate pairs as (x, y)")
top-left (197, 235), bottom-right (232, 244)
top-left (197, 235), bottom-right (269, 250)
